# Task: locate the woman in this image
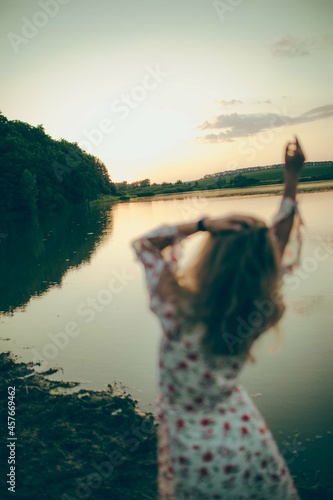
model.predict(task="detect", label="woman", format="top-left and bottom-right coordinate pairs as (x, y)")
top-left (132, 137), bottom-right (305, 499)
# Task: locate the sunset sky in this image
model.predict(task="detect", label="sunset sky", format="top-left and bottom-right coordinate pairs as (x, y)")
top-left (1, 0), bottom-right (332, 183)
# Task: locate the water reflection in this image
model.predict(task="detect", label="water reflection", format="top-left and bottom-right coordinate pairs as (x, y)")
top-left (0, 206), bottom-right (112, 314)
top-left (1, 192), bottom-right (332, 493)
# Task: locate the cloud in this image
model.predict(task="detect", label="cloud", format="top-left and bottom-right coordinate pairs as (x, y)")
top-left (270, 35), bottom-right (313, 58)
top-left (217, 99), bottom-right (272, 107)
top-left (298, 105), bottom-right (333, 122)
top-left (255, 99), bottom-right (272, 105)
top-left (196, 104), bottom-right (333, 143)
top-left (216, 99), bottom-right (243, 106)
top-left (198, 132), bottom-right (235, 144)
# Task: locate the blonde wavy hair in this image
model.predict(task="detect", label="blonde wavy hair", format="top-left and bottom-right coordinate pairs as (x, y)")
top-left (176, 217), bottom-right (285, 358)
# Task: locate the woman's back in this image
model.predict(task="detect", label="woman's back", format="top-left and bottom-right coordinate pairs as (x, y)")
top-left (159, 323), bottom-right (244, 412)
top-left (132, 137), bottom-right (305, 499)
top-left (133, 220), bottom-right (299, 499)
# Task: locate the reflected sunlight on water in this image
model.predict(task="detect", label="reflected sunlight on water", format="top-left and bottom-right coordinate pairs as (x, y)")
top-left (1, 191), bottom-right (333, 490)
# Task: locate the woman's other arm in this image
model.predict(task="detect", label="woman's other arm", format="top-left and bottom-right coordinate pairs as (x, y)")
top-left (142, 215), bottom-right (255, 252)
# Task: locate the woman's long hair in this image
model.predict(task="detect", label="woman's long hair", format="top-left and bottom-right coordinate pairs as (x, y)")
top-left (176, 217), bottom-right (285, 358)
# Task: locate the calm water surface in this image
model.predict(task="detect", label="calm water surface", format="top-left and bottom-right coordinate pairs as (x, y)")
top-left (1, 191), bottom-right (333, 490)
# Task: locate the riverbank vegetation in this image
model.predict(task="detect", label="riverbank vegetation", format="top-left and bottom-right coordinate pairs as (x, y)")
top-left (125, 180), bottom-right (333, 203)
top-left (0, 113), bottom-right (117, 216)
top-left (115, 161), bottom-right (333, 200)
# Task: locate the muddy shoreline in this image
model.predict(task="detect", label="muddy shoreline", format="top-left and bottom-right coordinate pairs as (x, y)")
top-left (0, 352), bottom-right (157, 500)
top-left (0, 352), bottom-right (331, 499)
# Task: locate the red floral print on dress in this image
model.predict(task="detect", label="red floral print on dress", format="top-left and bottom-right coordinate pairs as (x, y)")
top-left (199, 467), bottom-right (210, 478)
top-left (194, 396), bottom-right (204, 404)
top-left (176, 419), bottom-right (185, 430)
top-left (200, 418), bottom-right (213, 426)
top-left (224, 464), bottom-right (238, 474)
top-left (184, 405), bottom-right (195, 412)
top-left (224, 422), bottom-right (231, 432)
top-left (244, 469), bottom-right (251, 479)
top-left (202, 451), bottom-right (214, 462)
top-left (202, 428), bottom-right (214, 439)
top-left (177, 361), bottom-right (188, 370)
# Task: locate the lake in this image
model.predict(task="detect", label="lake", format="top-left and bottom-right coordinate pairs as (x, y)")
top-left (1, 191), bottom-right (333, 492)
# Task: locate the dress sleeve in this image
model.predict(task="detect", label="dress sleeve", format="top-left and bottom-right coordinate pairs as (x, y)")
top-left (271, 197), bottom-right (304, 275)
top-left (131, 224), bottom-right (187, 313)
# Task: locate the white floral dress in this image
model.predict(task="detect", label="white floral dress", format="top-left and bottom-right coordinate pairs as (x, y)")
top-left (132, 198), bottom-right (301, 499)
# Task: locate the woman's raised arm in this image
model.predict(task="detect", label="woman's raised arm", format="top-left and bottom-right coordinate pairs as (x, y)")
top-left (271, 136), bottom-right (306, 261)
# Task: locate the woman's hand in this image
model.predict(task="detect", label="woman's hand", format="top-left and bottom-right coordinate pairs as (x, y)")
top-left (176, 215), bottom-right (255, 240)
top-left (284, 136), bottom-right (306, 176)
top-left (204, 214), bottom-right (255, 233)
top-left (282, 136), bottom-right (306, 201)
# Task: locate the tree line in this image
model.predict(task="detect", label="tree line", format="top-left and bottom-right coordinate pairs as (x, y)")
top-left (115, 174), bottom-right (264, 199)
top-left (0, 113), bottom-right (117, 215)
top-left (115, 163), bottom-right (333, 199)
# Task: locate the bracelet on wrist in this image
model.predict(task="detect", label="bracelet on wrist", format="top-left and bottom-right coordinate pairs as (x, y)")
top-left (197, 218), bottom-right (208, 231)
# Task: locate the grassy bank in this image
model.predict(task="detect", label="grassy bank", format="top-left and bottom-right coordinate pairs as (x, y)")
top-left (125, 179), bottom-right (333, 203)
top-left (89, 195), bottom-right (121, 207)
top-left (90, 180), bottom-right (333, 207)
